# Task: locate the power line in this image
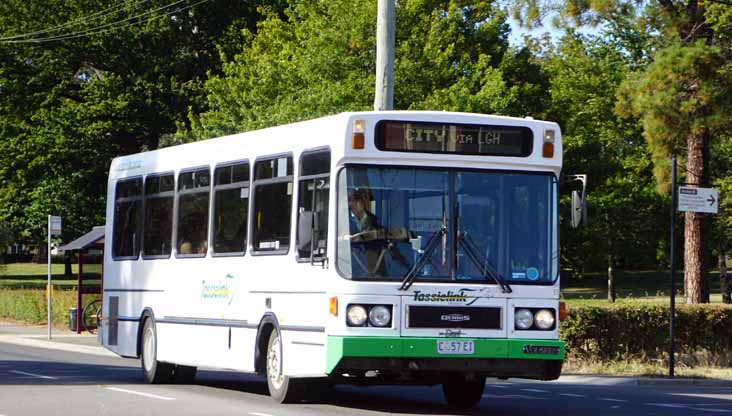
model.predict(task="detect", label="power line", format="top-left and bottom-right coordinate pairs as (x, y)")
top-left (0, 0), bottom-right (153, 41)
top-left (2, 0), bottom-right (208, 44)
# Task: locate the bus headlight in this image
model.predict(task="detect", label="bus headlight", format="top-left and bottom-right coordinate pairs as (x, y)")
top-left (534, 309), bottom-right (555, 330)
top-left (515, 308), bottom-right (534, 330)
top-left (368, 305), bottom-right (392, 327)
top-left (347, 305), bottom-right (368, 326)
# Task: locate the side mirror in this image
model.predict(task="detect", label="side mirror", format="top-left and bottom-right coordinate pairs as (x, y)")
top-left (564, 174), bottom-right (588, 228)
top-left (571, 191), bottom-right (583, 228)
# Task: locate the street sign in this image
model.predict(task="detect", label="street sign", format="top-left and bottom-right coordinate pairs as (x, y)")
top-left (678, 186), bottom-right (718, 214)
top-left (50, 215), bottom-right (62, 235)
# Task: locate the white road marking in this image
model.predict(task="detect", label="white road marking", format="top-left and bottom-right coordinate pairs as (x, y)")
top-left (10, 370), bottom-right (58, 380)
top-left (488, 384), bottom-right (508, 389)
top-left (645, 403), bottom-right (687, 408)
top-left (560, 393), bottom-right (586, 398)
top-left (599, 398), bottom-right (628, 403)
top-left (521, 388), bottom-right (549, 393)
top-left (250, 413), bottom-right (274, 416)
top-left (611, 405), bottom-right (621, 409)
top-left (104, 387), bottom-right (175, 401)
top-left (688, 408), bottom-right (732, 413)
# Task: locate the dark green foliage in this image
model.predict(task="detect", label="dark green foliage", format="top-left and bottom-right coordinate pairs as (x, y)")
top-left (180, 0), bottom-right (549, 141)
top-left (562, 304), bottom-right (732, 362)
top-left (0, 0), bottom-right (285, 245)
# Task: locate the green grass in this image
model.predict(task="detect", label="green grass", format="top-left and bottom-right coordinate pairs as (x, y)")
top-left (0, 263), bottom-right (101, 289)
top-left (561, 269), bottom-right (730, 307)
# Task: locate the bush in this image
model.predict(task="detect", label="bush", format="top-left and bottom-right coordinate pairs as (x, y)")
top-left (562, 304), bottom-right (732, 363)
top-left (0, 288), bottom-right (81, 326)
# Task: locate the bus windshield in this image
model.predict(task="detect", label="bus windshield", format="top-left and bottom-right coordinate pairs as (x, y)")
top-left (336, 166), bottom-right (556, 284)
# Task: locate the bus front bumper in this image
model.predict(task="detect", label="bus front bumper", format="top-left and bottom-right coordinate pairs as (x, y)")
top-left (326, 336), bottom-right (564, 381)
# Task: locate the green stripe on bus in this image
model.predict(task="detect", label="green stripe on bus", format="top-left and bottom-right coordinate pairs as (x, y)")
top-left (326, 336), bottom-right (564, 374)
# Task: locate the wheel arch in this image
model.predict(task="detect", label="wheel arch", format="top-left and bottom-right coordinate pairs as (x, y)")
top-left (136, 307), bottom-right (156, 358)
top-left (254, 312), bottom-right (280, 374)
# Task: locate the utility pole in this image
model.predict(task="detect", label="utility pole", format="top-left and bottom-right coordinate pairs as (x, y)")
top-left (669, 155), bottom-right (677, 378)
top-left (374, 0), bottom-right (395, 111)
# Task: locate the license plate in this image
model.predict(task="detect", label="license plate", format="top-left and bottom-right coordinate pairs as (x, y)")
top-left (437, 340), bottom-right (475, 355)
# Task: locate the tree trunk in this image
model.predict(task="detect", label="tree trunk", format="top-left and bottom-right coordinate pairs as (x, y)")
top-left (607, 254), bottom-right (616, 303)
top-left (683, 128), bottom-right (710, 304)
top-left (720, 249), bottom-right (731, 304)
top-left (34, 243), bottom-right (48, 264)
top-left (64, 251), bottom-right (72, 277)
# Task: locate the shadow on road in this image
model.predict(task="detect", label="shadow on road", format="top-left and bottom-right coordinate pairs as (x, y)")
top-left (0, 360), bottom-right (141, 385)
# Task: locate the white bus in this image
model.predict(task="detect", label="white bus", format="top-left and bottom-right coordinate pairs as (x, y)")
top-left (100, 111), bottom-right (568, 408)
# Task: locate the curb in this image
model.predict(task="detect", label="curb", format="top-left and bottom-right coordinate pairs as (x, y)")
top-left (0, 334), bottom-right (117, 358)
top-left (637, 378), bottom-right (732, 387)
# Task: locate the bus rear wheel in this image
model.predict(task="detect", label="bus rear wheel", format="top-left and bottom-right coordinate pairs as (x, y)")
top-left (141, 318), bottom-right (174, 384)
top-left (442, 376), bottom-right (486, 409)
top-left (265, 329), bottom-right (305, 403)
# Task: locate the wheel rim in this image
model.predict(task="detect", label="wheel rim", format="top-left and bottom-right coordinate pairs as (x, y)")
top-left (267, 333), bottom-right (284, 390)
top-left (143, 325), bottom-right (155, 372)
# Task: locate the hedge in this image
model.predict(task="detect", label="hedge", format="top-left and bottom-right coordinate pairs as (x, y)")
top-left (562, 304), bottom-right (732, 363)
top-left (0, 288), bottom-right (82, 326)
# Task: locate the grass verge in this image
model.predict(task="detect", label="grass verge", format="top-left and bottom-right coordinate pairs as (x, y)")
top-left (564, 359), bottom-right (732, 380)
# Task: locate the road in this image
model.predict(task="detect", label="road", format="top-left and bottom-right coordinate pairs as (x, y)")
top-left (0, 340), bottom-right (731, 416)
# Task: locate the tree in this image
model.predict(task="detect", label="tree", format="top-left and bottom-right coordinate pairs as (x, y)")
top-left (540, 29), bottom-right (665, 301)
top-left (180, 0), bottom-right (549, 141)
top-left (0, 0), bottom-right (284, 245)
top-left (511, 0), bottom-right (732, 303)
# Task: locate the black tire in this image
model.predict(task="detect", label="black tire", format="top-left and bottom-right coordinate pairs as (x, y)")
top-left (173, 364), bottom-right (197, 384)
top-left (265, 329), bottom-right (305, 403)
top-left (81, 299), bottom-right (101, 334)
top-left (442, 376), bottom-right (486, 409)
top-left (141, 318), bottom-right (174, 384)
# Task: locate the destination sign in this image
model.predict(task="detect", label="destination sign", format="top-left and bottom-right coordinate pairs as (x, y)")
top-left (375, 121), bottom-right (533, 157)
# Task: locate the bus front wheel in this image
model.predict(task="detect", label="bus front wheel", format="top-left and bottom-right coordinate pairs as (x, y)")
top-left (141, 318), bottom-right (174, 384)
top-left (442, 376), bottom-right (486, 409)
top-left (266, 329), bottom-right (305, 403)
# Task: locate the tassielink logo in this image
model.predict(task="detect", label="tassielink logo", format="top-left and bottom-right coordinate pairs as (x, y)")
top-left (412, 289), bottom-right (479, 306)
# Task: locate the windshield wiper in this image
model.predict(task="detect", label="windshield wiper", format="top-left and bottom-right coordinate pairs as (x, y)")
top-left (399, 225), bottom-right (447, 291)
top-left (458, 231), bottom-right (512, 293)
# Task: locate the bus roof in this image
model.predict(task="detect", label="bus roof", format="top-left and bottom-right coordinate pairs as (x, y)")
top-left (108, 111), bottom-right (562, 180)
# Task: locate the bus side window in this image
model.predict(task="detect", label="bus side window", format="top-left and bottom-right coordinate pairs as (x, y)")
top-left (176, 167), bottom-right (211, 257)
top-left (252, 155), bottom-right (293, 254)
top-left (143, 173), bottom-right (175, 257)
top-left (212, 161), bottom-right (249, 254)
top-left (296, 150), bottom-right (330, 262)
top-left (113, 177), bottom-right (143, 259)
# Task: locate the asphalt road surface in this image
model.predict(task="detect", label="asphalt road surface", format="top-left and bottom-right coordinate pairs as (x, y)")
top-left (0, 340), bottom-right (731, 416)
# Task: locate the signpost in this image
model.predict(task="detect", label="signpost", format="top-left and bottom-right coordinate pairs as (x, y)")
top-left (48, 215), bottom-right (61, 340)
top-left (668, 157), bottom-right (719, 378)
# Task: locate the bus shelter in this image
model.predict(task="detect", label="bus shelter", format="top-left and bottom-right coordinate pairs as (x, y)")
top-left (58, 226), bottom-right (104, 334)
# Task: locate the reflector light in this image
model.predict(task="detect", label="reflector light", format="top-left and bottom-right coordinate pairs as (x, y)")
top-left (352, 119), bottom-right (365, 149)
top-left (559, 301), bottom-right (567, 321)
top-left (542, 142), bottom-right (554, 158)
top-left (329, 296), bottom-right (338, 316)
top-left (352, 133), bottom-right (365, 149)
top-left (544, 129), bottom-right (555, 143)
top-left (353, 119), bottom-right (365, 133)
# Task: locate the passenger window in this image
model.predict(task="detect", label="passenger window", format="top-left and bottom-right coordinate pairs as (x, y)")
top-left (143, 173), bottom-right (175, 257)
top-left (252, 156), bottom-right (293, 253)
top-left (296, 150), bottom-right (330, 261)
top-left (176, 168), bottom-right (211, 256)
top-left (212, 161), bottom-right (250, 254)
top-left (113, 178), bottom-right (142, 259)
